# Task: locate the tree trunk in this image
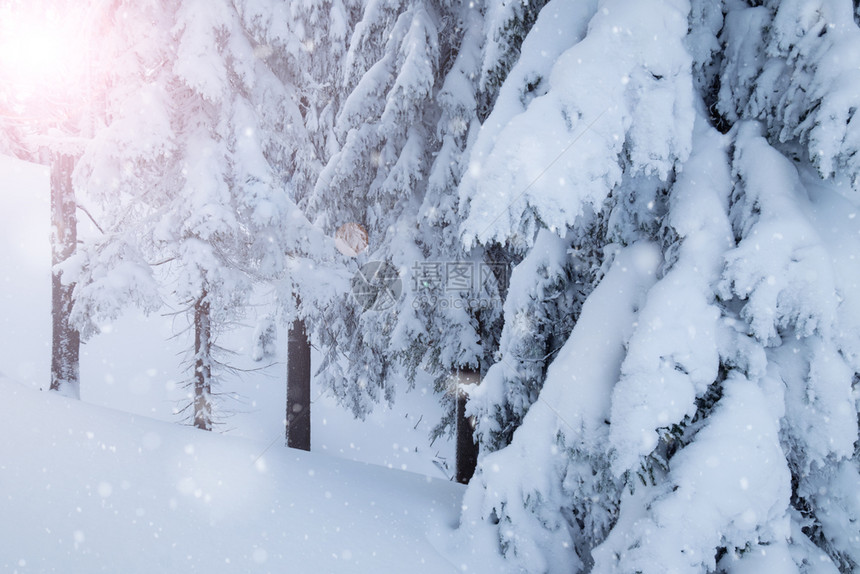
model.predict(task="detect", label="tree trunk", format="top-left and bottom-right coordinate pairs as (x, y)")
top-left (49, 153), bottom-right (80, 398)
top-left (455, 368), bottom-right (480, 484)
top-left (193, 292), bottom-right (213, 431)
top-left (286, 315), bottom-right (311, 450)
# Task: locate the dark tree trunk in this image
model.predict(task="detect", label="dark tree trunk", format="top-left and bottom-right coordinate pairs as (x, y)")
top-left (455, 368), bottom-right (480, 484)
top-left (286, 315), bottom-right (311, 450)
top-left (193, 292), bottom-right (213, 431)
top-left (49, 153), bottom-right (80, 398)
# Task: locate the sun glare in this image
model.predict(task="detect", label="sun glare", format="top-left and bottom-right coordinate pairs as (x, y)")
top-left (0, 3), bottom-right (85, 106)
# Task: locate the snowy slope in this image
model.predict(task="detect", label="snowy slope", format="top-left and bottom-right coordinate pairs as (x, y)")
top-left (0, 378), bottom-right (467, 573)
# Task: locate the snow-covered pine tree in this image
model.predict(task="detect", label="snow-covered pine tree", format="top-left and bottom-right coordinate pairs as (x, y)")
top-left (73, 0), bottom-right (335, 430)
top-left (476, 0), bottom-right (550, 121)
top-left (0, 0), bottom-right (104, 398)
top-left (401, 0), bottom-right (493, 460)
top-left (48, 152), bottom-right (82, 398)
top-left (306, 2), bottom-right (512, 481)
top-left (308, 0), bottom-right (487, 428)
top-left (457, 0), bottom-right (692, 568)
top-left (237, 0), bottom-right (359, 448)
top-left (456, 0), bottom-right (860, 572)
top-left (309, 0), bottom-right (433, 415)
top-left (239, 0), bottom-right (361, 205)
top-left (409, 0), bottom-right (576, 437)
top-left (460, 0), bottom-right (606, 456)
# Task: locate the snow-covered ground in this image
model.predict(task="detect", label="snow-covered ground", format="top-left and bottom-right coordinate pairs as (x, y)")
top-left (0, 377), bottom-right (471, 573)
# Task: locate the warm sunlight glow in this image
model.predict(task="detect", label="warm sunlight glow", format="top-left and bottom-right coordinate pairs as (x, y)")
top-left (0, 2), bottom-right (86, 108)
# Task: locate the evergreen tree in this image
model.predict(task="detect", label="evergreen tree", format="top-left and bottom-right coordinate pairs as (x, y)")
top-left (286, 311), bottom-right (312, 449)
top-left (456, 0), bottom-right (860, 572)
top-left (404, 0), bottom-right (502, 475)
top-left (309, 0), bottom-right (479, 415)
top-left (49, 152), bottom-right (81, 398)
top-left (0, 0), bottom-right (100, 398)
top-left (238, 0), bottom-right (360, 448)
top-left (306, 1), bottom-right (513, 480)
top-left (73, 0), bottom-right (336, 430)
